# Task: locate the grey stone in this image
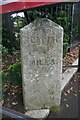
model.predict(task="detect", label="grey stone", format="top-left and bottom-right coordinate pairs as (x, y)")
top-left (61, 58), bottom-right (78, 92)
top-left (20, 18), bottom-right (63, 110)
top-left (25, 109), bottom-right (50, 119)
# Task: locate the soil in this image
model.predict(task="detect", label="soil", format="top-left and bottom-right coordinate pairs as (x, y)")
top-left (2, 46), bottom-right (79, 116)
top-left (2, 54), bottom-right (21, 72)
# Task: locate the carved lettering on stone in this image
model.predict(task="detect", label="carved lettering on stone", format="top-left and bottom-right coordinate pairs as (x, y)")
top-left (20, 18), bottom-right (63, 110)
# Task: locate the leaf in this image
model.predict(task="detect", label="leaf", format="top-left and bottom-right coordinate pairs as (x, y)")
top-left (2, 100), bottom-right (4, 104)
top-left (7, 99), bottom-right (10, 101)
top-left (64, 93), bottom-right (67, 96)
top-left (12, 102), bottom-right (18, 105)
top-left (67, 89), bottom-right (70, 94)
top-left (74, 80), bottom-right (76, 82)
top-left (15, 86), bottom-right (18, 88)
top-left (74, 94), bottom-right (77, 97)
top-left (64, 98), bottom-right (66, 101)
top-left (70, 82), bottom-right (73, 85)
top-left (79, 90), bottom-right (80, 93)
top-left (70, 87), bottom-right (73, 91)
top-left (12, 92), bottom-right (15, 95)
top-left (8, 93), bottom-right (10, 95)
top-left (65, 104), bottom-right (69, 107)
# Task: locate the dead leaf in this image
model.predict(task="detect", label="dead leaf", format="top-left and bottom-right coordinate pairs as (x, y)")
top-left (64, 93), bottom-right (67, 96)
top-left (12, 92), bottom-right (15, 95)
top-left (15, 86), bottom-right (18, 88)
top-left (7, 99), bottom-right (10, 101)
top-left (2, 100), bottom-right (4, 104)
top-left (12, 102), bottom-right (18, 105)
top-left (74, 94), bottom-right (77, 97)
top-left (64, 98), bottom-right (66, 101)
top-left (8, 93), bottom-right (10, 95)
top-left (70, 82), bottom-right (73, 85)
top-left (74, 80), bottom-right (76, 82)
top-left (67, 89), bottom-right (70, 94)
top-left (70, 87), bottom-right (73, 91)
top-left (65, 104), bottom-right (69, 107)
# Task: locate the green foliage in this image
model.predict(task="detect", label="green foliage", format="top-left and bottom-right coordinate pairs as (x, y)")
top-left (41, 103), bottom-right (60, 112)
top-left (0, 71), bottom-right (9, 94)
top-left (2, 15), bottom-right (11, 51)
top-left (2, 4), bottom-right (79, 56)
top-left (0, 44), bottom-right (8, 55)
top-left (2, 46), bottom-right (8, 55)
top-left (63, 42), bottom-right (68, 57)
top-left (13, 50), bottom-right (21, 56)
top-left (8, 61), bottom-right (22, 86)
top-left (0, 71), bottom-right (9, 87)
top-left (2, 14), bottom-right (26, 52)
top-left (2, 72), bottom-right (9, 81)
top-left (1, 62), bottom-right (22, 87)
top-left (13, 16), bottom-right (26, 50)
top-left (28, 10), bottom-right (43, 22)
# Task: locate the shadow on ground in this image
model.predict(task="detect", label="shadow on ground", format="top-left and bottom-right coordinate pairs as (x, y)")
top-left (46, 72), bottom-right (79, 119)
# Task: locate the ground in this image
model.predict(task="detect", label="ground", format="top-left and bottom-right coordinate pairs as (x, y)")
top-left (46, 72), bottom-right (80, 118)
top-left (2, 46), bottom-right (80, 118)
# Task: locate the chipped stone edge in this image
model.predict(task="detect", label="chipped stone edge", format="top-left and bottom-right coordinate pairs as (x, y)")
top-left (25, 109), bottom-right (50, 120)
top-left (61, 58), bottom-right (78, 92)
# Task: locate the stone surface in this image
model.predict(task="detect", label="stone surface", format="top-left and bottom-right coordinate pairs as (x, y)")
top-left (61, 58), bottom-right (78, 91)
top-left (25, 109), bottom-right (50, 119)
top-left (20, 18), bottom-right (63, 110)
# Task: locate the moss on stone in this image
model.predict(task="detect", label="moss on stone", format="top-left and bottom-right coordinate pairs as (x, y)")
top-left (50, 105), bottom-right (60, 112)
top-left (41, 104), bottom-right (60, 112)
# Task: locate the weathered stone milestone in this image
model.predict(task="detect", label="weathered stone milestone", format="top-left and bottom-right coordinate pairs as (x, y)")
top-left (20, 18), bottom-right (63, 110)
